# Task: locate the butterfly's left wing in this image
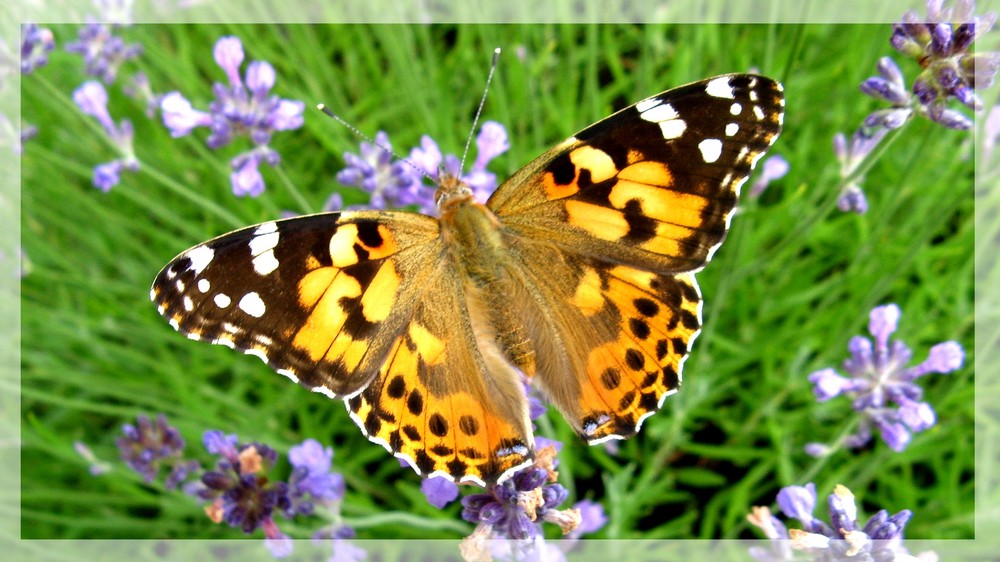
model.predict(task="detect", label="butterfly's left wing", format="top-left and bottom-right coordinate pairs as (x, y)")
top-left (488, 74), bottom-right (784, 442)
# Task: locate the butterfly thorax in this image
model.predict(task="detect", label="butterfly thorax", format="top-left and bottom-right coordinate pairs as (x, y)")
top-left (437, 174), bottom-right (508, 288)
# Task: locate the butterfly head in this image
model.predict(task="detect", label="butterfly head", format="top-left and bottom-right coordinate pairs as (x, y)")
top-left (434, 168), bottom-right (475, 213)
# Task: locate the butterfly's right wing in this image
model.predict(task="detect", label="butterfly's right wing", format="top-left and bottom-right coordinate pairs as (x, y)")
top-left (151, 211), bottom-right (532, 484)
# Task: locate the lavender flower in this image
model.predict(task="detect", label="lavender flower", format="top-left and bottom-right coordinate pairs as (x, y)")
top-left (748, 483), bottom-right (937, 562)
top-left (460, 449), bottom-right (580, 547)
top-left (160, 35), bottom-right (304, 197)
top-left (749, 154), bottom-right (790, 198)
top-left (567, 499), bottom-right (607, 539)
top-left (333, 121), bottom-right (509, 217)
top-left (832, 127), bottom-right (890, 214)
top-left (335, 131), bottom-right (421, 209)
top-left (858, 0), bottom-right (1000, 131)
top-left (73, 80), bottom-right (139, 191)
top-left (20, 23), bottom-right (55, 74)
top-left (65, 21), bottom-right (142, 84)
top-left (891, 0), bottom-right (999, 116)
top-left (116, 414), bottom-right (194, 487)
top-left (198, 432), bottom-right (292, 538)
top-left (286, 438), bottom-right (346, 516)
top-left (806, 304), bottom-right (964, 452)
top-left (409, 120), bottom-right (509, 214)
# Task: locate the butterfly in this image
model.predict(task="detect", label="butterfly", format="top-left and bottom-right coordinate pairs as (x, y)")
top-left (151, 74), bottom-right (784, 486)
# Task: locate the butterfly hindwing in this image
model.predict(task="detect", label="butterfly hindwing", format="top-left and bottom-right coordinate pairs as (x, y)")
top-left (346, 263), bottom-right (534, 485)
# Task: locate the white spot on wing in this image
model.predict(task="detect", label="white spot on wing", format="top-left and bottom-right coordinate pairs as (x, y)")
top-left (725, 123), bottom-right (739, 136)
top-left (197, 278), bottom-right (211, 293)
top-left (214, 293), bottom-right (232, 308)
top-left (182, 296), bottom-right (194, 311)
top-left (706, 77), bottom-right (735, 99)
top-left (753, 105), bottom-right (765, 120)
top-left (252, 252), bottom-right (280, 276)
top-left (250, 222), bottom-right (281, 276)
top-left (730, 102), bottom-right (742, 116)
top-left (238, 292), bottom-right (266, 318)
top-left (698, 138), bottom-right (723, 163)
top-left (635, 97), bottom-right (660, 112)
top-left (185, 245), bottom-right (215, 275)
top-left (660, 120), bottom-right (686, 140)
top-left (639, 102), bottom-right (679, 123)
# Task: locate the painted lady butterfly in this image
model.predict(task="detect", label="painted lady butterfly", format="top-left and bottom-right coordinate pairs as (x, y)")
top-left (151, 74), bottom-right (784, 486)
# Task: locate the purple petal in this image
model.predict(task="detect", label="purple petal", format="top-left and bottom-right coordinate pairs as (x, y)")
top-left (203, 430), bottom-right (239, 458)
top-left (245, 60), bottom-right (275, 96)
top-left (876, 56), bottom-right (905, 86)
top-left (899, 400), bottom-right (936, 431)
top-left (832, 132), bottom-right (848, 161)
top-left (922, 341), bottom-right (965, 373)
top-left (288, 438), bottom-right (333, 474)
top-left (572, 499), bottom-right (607, 536)
top-left (329, 539), bottom-right (367, 562)
top-left (160, 92), bottom-right (213, 137)
top-left (73, 81), bottom-right (115, 132)
top-left (928, 103), bottom-right (973, 130)
top-left (268, 99), bottom-right (305, 131)
top-left (868, 304), bottom-right (901, 352)
top-left (750, 154), bottom-right (789, 197)
top-left (807, 368), bottom-right (854, 401)
top-left (409, 135), bottom-right (442, 176)
top-left (93, 161), bottom-right (122, 191)
top-left (231, 155), bottom-right (266, 197)
top-left (421, 476), bottom-right (460, 509)
top-left (875, 418), bottom-right (911, 451)
top-left (837, 184), bottom-right (869, 214)
top-left (473, 120), bottom-right (510, 169)
top-left (776, 483), bottom-right (816, 525)
top-left (213, 36), bottom-right (245, 87)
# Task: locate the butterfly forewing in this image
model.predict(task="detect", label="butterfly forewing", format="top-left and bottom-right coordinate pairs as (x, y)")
top-left (489, 74), bottom-right (784, 273)
top-left (151, 211), bottom-right (444, 395)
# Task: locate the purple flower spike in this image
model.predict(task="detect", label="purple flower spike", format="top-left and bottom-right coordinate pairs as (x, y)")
top-left (21, 23), bottom-right (55, 74)
top-left (880, 0), bottom-right (999, 124)
top-left (159, 35), bottom-right (304, 197)
top-left (65, 21), bottom-right (142, 84)
top-left (750, 483), bottom-right (931, 562)
top-left (73, 80), bottom-right (139, 190)
top-left (116, 414), bottom-right (188, 483)
top-left (805, 303), bottom-right (964, 453)
top-left (460, 448), bottom-right (579, 544)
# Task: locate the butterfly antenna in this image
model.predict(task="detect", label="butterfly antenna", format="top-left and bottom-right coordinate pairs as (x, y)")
top-left (459, 47), bottom-right (501, 173)
top-left (316, 104), bottom-right (436, 182)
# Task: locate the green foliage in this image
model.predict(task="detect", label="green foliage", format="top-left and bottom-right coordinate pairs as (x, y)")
top-left (20, 22), bottom-right (975, 542)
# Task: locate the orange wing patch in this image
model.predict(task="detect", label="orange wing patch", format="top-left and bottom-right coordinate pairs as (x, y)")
top-left (345, 270), bottom-right (535, 486)
top-left (575, 267), bottom-right (702, 442)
